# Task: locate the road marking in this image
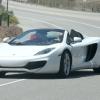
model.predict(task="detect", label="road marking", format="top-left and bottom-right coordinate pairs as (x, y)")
top-left (17, 16), bottom-right (63, 29)
top-left (18, 15), bottom-right (100, 31)
top-left (6, 3), bottom-right (100, 29)
top-left (18, 11), bottom-right (100, 29)
top-left (3, 0), bottom-right (100, 29)
top-left (64, 18), bottom-right (100, 29)
top-left (7, 2), bottom-right (100, 20)
top-left (0, 79), bottom-right (26, 87)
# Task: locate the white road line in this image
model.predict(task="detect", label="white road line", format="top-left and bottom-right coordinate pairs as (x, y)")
top-left (20, 13), bottom-right (100, 29)
top-left (3, 0), bottom-right (100, 29)
top-left (17, 16), bottom-right (63, 29)
top-left (65, 18), bottom-right (100, 29)
top-left (18, 15), bottom-right (100, 30)
top-left (7, 3), bottom-right (100, 21)
top-left (7, 4), bottom-right (100, 29)
top-left (0, 79), bottom-right (26, 87)
top-left (17, 17), bottom-right (63, 31)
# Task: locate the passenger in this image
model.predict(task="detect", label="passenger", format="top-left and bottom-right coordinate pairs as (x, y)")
top-left (29, 34), bottom-right (38, 40)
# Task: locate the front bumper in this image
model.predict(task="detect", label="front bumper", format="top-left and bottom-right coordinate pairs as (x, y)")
top-left (0, 56), bottom-right (48, 72)
top-left (0, 53), bottom-right (61, 73)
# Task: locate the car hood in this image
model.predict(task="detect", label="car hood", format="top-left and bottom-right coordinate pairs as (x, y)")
top-left (0, 43), bottom-right (57, 57)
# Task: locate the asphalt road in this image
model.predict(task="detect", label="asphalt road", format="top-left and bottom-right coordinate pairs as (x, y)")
top-left (7, 1), bottom-right (100, 36)
top-left (1, 1), bottom-right (100, 100)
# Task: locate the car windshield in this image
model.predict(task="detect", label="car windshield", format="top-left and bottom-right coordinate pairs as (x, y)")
top-left (9, 29), bottom-right (64, 45)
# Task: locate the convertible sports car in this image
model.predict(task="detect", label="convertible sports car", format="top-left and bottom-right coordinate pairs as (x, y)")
top-left (0, 28), bottom-right (100, 77)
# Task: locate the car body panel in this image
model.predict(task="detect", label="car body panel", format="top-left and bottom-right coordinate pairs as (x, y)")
top-left (0, 29), bottom-right (100, 74)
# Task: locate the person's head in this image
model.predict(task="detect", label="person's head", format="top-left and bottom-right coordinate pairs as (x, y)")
top-left (29, 34), bottom-right (38, 40)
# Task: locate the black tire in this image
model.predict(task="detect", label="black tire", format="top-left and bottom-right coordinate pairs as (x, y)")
top-left (0, 71), bottom-right (6, 77)
top-left (93, 68), bottom-right (100, 73)
top-left (59, 50), bottom-right (72, 78)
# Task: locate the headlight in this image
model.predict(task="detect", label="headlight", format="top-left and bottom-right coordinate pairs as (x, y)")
top-left (35, 48), bottom-right (55, 55)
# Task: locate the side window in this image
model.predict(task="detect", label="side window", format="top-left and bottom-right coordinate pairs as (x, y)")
top-left (67, 29), bottom-right (84, 44)
top-left (70, 29), bottom-right (84, 40)
top-left (47, 31), bottom-right (63, 42)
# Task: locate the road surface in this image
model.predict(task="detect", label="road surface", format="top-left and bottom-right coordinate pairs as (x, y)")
top-left (3, 1), bottom-right (100, 36)
top-left (1, 1), bottom-right (100, 100)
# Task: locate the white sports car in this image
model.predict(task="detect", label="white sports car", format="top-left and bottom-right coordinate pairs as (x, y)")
top-left (0, 28), bottom-right (100, 77)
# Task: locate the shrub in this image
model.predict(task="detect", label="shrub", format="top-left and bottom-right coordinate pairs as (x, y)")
top-left (0, 5), bottom-right (22, 41)
top-left (1, 11), bottom-right (19, 25)
top-left (9, 16), bottom-right (19, 25)
top-left (0, 5), bottom-right (19, 26)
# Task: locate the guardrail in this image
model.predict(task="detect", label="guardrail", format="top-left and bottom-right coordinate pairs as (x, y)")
top-left (11, 0), bottom-right (100, 12)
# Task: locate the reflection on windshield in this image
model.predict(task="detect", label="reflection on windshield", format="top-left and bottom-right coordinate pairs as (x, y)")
top-left (9, 29), bottom-right (64, 45)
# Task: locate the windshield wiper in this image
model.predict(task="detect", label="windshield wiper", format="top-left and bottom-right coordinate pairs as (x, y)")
top-left (9, 42), bottom-right (25, 45)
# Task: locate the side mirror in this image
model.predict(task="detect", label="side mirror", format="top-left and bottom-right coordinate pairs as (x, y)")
top-left (73, 37), bottom-right (82, 43)
top-left (3, 37), bottom-right (15, 43)
top-left (3, 37), bottom-right (10, 43)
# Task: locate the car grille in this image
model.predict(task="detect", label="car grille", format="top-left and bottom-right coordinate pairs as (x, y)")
top-left (25, 61), bottom-right (47, 70)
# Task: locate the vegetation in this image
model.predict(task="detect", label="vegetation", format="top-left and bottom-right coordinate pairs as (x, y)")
top-left (0, 5), bottom-right (19, 26)
top-left (1, 11), bottom-right (19, 25)
top-left (0, 4), bottom-right (22, 40)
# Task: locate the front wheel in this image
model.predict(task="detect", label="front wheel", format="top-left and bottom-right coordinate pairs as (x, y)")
top-left (59, 51), bottom-right (71, 78)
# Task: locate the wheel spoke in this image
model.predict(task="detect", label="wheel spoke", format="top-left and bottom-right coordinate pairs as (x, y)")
top-left (64, 53), bottom-right (70, 75)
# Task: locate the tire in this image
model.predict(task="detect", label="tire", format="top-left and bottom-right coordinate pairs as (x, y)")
top-left (59, 50), bottom-right (72, 78)
top-left (0, 71), bottom-right (6, 77)
top-left (93, 68), bottom-right (100, 73)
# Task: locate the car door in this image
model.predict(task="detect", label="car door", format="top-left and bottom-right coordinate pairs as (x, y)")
top-left (71, 40), bottom-right (87, 69)
top-left (68, 30), bottom-right (87, 69)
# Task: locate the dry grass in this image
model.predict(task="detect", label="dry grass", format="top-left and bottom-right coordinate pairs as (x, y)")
top-left (0, 25), bottom-right (23, 41)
